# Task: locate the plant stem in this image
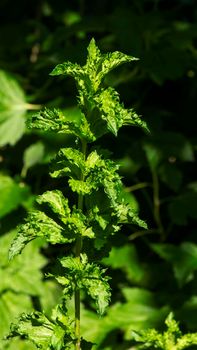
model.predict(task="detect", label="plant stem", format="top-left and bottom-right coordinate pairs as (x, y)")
top-left (152, 169), bottom-right (165, 240)
top-left (75, 139), bottom-right (87, 350)
top-left (125, 182), bottom-right (151, 192)
top-left (25, 103), bottom-right (42, 110)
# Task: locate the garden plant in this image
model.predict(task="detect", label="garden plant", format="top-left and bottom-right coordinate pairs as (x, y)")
top-left (7, 39), bottom-right (148, 349)
top-left (1, 1), bottom-right (197, 348)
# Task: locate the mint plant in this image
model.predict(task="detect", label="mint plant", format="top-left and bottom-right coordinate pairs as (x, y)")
top-left (8, 39), bottom-right (147, 350)
top-left (131, 313), bottom-right (197, 349)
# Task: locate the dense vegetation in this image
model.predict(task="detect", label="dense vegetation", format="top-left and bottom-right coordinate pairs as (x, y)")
top-left (0, 0), bottom-right (197, 349)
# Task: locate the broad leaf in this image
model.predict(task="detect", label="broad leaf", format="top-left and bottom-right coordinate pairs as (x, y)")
top-left (103, 245), bottom-right (145, 283)
top-left (0, 231), bottom-right (47, 342)
top-left (9, 210), bottom-right (66, 259)
top-left (28, 108), bottom-right (95, 142)
top-left (0, 70), bottom-right (27, 146)
top-left (151, 242), bottom-right (197, 286)
top-left (59, 254), bottom-right (111, 315)
top-left (0, 174), bottom-right (30, 218)
top-left (0, 231), bottom-right (46, 295)
top-left (37, 190), bottom-right (71, 223)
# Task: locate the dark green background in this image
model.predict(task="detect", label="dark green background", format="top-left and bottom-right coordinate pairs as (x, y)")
top-left (0, 0), bottom-right (197, 349)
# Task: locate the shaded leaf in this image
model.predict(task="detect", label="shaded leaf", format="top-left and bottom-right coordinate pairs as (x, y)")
top-left (22, 142), bottom-right (45, 176)
top-left (103, 245), bottom-right (144, 283)
top-left (168, 191), bottom-right (197, 225)
top-left (151, 242), bottom-right (197, 286)
top-left (0, 174), bottom-right (30, 218)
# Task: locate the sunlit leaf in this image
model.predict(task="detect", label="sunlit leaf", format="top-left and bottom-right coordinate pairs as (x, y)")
top-left (0, 70), bottom-right (30, 146)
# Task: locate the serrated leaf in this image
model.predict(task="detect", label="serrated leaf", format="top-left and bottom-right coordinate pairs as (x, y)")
top-left (68, 178), bottom-right (94, 195)
top-left (59, 254), bottom-right (111, 315)
top-left (0, 70), bottom-right (27, 146)
top-left (37, 190), bottom-right (71, 223)
top-left (50, 61), bottom-right (85, 80)
top-left (99, 51), bottom-right (138, 79)
top-left (86, 38), bottom-right (102, 71)
top-left (49, 39), bottom-right (147, 139)
top-left (38, 191), bottom-right (95, 239)
top-left (94, 87), bottom-right (148, 136)
top-left (131, 313), bottom-right (197, 349)
top-left (0, 291), bottom-right (32, 340)
top-left (27, 108), bottom-right (70, 132)
top-left (0, 174), bottom-right (30, 218)
top-left (84, 39), bottom-right (138, 92)
top-left (50, 147), bottom-right (85, 179)
top-left (28, 108), bottom-right (95, 142)
top-left (7, 303), bottom-right (75, 350)
top-left (9, 188), bottom-right (95, 259)
top-left (9, 210), bottom-right (66, 259)
top-left (8, 312), bottom-right (54, 349)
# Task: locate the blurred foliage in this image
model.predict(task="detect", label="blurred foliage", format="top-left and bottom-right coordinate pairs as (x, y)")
top-left (0, 0), bottom-right (196, 349)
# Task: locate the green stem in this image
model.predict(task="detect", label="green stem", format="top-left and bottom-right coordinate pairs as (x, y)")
top-left (152, 169), bottom-right (165, 240)
top-left (75, 139), bottom-right (87, 350)
top-left (125, 182), bottom-right (151, 192)
top-left (25, 103), bottom-right (42, 110)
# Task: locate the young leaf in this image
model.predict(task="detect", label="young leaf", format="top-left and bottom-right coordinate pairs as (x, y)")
top-left (99, 51), bottom-right (138, 79)
top-left (131, 313), bottom-right (197, 349)
top-left (50, 61), bottom-right (85, 81)
top-left (84, 39), bottom-right (138, 91)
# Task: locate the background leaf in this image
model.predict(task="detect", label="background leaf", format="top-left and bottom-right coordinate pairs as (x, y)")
top-left (0, 71), bottom-right (28, 146)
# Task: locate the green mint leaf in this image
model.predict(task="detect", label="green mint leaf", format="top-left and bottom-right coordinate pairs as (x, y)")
top-left (37, 190), bottom-right (71, 223)
top-left (0, 70), bottom-right (27, 146)
top-left (99, 51), bottom-right (138, 80)
top-left (59, 254), bottom-right (111, 315)
top-left (9, 210), bottom-right (67, 259)
top-left (28, 107), bottom-right (96, 142)
top-left (84, 39), bottom-right (138, 91)
top-left (131, 313), bottom-right (197, 349)
top-left (37, 190), bottom-right (94, 239)
top-left (7, 303), bottom-right (75, 350)
top-left (94, 87), bottom-right (148, 136)
top-left (68, 179), bottom-right (95, 195)
top-left (50, 61), bottom-right (84, 80)
top-left (27, 108), bottom-right (70, 132)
